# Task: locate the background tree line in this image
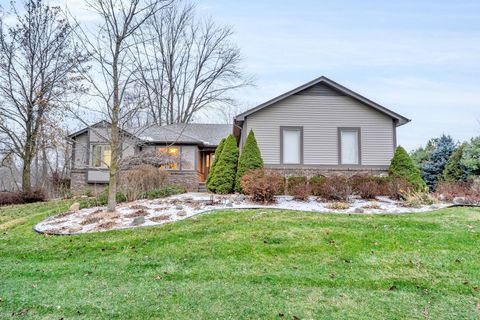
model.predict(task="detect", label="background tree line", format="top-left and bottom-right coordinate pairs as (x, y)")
top-left (410, 134), bottom-right (480, 191)
top-left (0, 0), bottom-right (249, 211)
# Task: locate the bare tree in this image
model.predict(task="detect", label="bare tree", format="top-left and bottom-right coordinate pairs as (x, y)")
top-left (79, 0), bottom-right (170, 212)
top-left (133, 2), bottom-right (250, 125)
top-left (0, 0), bottom-right (88, 191)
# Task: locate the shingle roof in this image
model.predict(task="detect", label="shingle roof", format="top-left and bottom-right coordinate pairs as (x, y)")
top-left (135, 123), bottom-right (232, 146)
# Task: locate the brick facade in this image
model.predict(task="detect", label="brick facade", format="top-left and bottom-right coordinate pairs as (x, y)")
top-left (267, 167), bottom-right (388, 179)
top-left (167, 171), bottom-right (199, 192)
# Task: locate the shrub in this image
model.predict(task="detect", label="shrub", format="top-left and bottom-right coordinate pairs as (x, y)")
top-left (206, 138), bottom-right (226, 192)
top-left (96, 189), bottom-right (127, 205)
top-left (286, 176), bottom-right (308, 194)
top-left (21, 188), bottom-right (47, 203)
top-left (309, 175), bottom-right (326, 196)
top-left (443, 144), bottom-right (469, 182)
top-left (402, 191), bottom-right (435, 208)
top-left (208, 134), bottom-right (239, 194)
top-left (235, 130), bottom-right (263, 193)
top-left (0, 191), bottom-right (24, 206)
top-left (387, 177), bottom-right (415, 200)
top-left (315, 176), bottom-right (352, 201)
top-left (350, 175), bottom-right (394, 199)
top-left (435, 181), bottom-right (480, 202)
top-left (141, 186), bottom-right (186, 199)
top-left (389, 146), bottom-right (427, 191)
top-left (421, 135), bottom-right (456, 191)
top-left (118, 165), bottom-right (169, 201)
top-left (241, 169), bottom-right (283, 203)
top-left (290, 184), bottom-right (311, 201)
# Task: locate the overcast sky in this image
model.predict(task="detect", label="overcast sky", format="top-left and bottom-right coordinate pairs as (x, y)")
top-left (54, 0), bottom-right (480, 151)
top-left (195, 0), bottom-right (480, 151)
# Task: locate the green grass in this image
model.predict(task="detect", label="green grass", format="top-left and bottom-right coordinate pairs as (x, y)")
top-left (1, 201), bottom-right (480, 319)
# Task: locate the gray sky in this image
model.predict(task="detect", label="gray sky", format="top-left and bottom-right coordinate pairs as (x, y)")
top-left (56, 0), bottom-right (480, 151)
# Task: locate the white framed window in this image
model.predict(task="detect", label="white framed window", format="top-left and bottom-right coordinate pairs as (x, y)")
top-left (339, 128), bottom-right (360, 165)
top-left (90, 144), bottom-right (111, 168)
top-left (281, 127), bottom-right (303, 164)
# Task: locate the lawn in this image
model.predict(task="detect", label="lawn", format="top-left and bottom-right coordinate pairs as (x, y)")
top-left (1, 201), bottom-right (479, 319)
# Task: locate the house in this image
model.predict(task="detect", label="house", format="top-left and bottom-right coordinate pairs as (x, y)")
top-left (69, 76), bottom-right (409, 192)
top-left (233, 76), bottom-right (409, 178)
top-left (69, 121), bottom-right (231, 192)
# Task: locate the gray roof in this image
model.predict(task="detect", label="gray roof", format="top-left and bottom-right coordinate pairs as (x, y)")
top-left (235, 76), bottom-right (410, 126)
top-left (136, 123), bottom-right (232, 146)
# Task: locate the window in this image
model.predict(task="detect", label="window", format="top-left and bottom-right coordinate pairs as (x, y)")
top-left (281, 127), bottom-right (303, 164)
top-left (158, 146), bottom-right (180, 170)
top-left (90, 144), bottom-right (111, 168)
top-left (339, 128), bottom-right (360, 165)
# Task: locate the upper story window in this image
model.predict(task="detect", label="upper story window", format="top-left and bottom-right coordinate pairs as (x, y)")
top-left (339, 128), bottom-right (361, 165)
top-left (90, 144), bottom-right (111, 168)
top-left (281, 127), bottom-right (303, 164)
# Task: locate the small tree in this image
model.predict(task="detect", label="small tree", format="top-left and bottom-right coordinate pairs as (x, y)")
top-left (461, 137), bottom-right (480, 178)
top-left (443, 143), bottom-right (469, 181)
top-left (389, 146), bottom-right (427, 191)
top-left (421, 135), bottom-right (456, 191)
top-left (209, 134), bottom-right (239, 194)
top-left (235, 130), bottom-right (263, 193)
top-left (206, 138), bottom-right (226, 192)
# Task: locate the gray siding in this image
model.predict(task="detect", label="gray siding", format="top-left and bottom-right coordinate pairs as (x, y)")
top-left (73, 133), bottom-right (88, 169)
top-left (243, 94), bottom-right (395, 167)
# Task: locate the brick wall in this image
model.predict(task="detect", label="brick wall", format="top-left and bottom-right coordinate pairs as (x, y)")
top-left (168, 171), bottom-right (199, 192)
top-left (267, 167), bottom-right (388, 179)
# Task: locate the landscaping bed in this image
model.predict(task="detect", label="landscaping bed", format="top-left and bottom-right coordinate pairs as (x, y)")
top-left (34, 192), bottom-right (451, 235)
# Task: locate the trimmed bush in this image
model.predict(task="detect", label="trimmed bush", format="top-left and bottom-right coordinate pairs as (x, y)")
top-left (315, 176), bottom-right (352, 201)
top-left (286, 176), bottom-right (308, 195)
top-left (235, 130), bottom-right (263, 193)
top-left (241, 169), bottom-right (283, 203)
top-left (208, 134), bottom-right (239, 194)
top-left (0, 188), bottom-right (47, 206)
top-left (206, 138), bottom-right (226, 192)
top-left (309, 175), bottom-right (327, 197)
top-left (290, 184), bottom-right (311, 201)
top-left (389, 146), bottom-right (427, 191)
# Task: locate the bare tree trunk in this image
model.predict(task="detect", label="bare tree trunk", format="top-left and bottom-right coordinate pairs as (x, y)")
top-left (107, 51), bottom-right (120, 212)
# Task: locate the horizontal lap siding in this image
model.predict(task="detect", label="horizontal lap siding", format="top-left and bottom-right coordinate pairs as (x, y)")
top-left (245, 95), bottom-right (394, 166)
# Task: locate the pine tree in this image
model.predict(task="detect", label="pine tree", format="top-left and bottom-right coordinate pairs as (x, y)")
top-left (443, 143), bottom-right (469, 181)
top-left (461, 137), bottom-right (480, 177)
top-left (206, 138), bottom-right (226, 192)
top-left (208, 134), bottom-right (239, 194)
top-left (235, 130), bottom-right (263, 193)
top-left (421, 135), bottom-right (456, 191)
top-left (389, 146), bottom-right (427, 191)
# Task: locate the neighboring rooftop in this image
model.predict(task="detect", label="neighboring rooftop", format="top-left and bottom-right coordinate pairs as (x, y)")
top-left (137, 123), bottom-right (232, 146)
top-left (69, 121), bottom-right (232, 147)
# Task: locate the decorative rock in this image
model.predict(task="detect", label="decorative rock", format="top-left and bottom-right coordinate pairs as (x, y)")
top-left (429, 203), bottom-right (444, 209)
top-left (354, 207), bottom-right (364, 213)
top-left (236, 194), bottom-right (246, 202)
top-left (226, 202), bottom-right (233, 207)
top-left (131, 216), bottom-right (145, 226)
top-left (177, 210), bottom-right (187, 217)
top-left (69, 202), bottom-right (80, 212)
top-left (175, 204), bottom-right (184, 210)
